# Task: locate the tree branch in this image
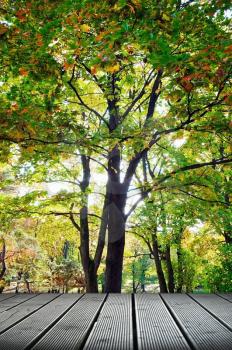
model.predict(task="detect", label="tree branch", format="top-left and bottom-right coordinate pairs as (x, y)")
top-left (121, 69), bottom-right (156, 120)
top-left (67, 65), bottom-right (110, 128)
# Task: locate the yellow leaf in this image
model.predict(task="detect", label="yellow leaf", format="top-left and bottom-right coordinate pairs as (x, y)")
top-left (106, 63), bottom-right (120, 74)
top-left (26, 146), bottom-right (35, 153)
top-left (131, 0), bottom-right (141, 7)
top-left (81, 24), bottom-right (90, 33)
top-left (0, 24), bottom-right (8, 35)
top-left (178, 173), bottom-right (185, 181)
top-left (11, 130), bottom-right (24, 140)
top-left (162, 13), bottom-right (171, 21)
top-left (27, 125), bottom-right (36, 136)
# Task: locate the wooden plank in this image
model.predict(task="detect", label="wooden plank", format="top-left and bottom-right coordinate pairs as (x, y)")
top-left (0, 293), bottom-right (58, 334)
top-left (32, 294), bottom-right (105, 350)
top-left (84, 294), bottom-right (133, 350)
top-left (0, 294), bottom-right (17, 302)
top-left (216, 293), bottom-right (232, 303)
top-left (135, 294), bottom-right (191, 350)
top-left (190, 293), bottom-right (232, 331)
top-left (0, 293), bottom-right (38, 313)
top-left (0, 293), bottom-right (80, 350)
top-left (162, 293), bottom-right (232, 350)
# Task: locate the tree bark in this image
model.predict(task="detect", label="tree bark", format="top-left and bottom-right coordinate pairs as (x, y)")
top-left (176, 245), bottom-right (183, 293)
top-left (104, 71), bottom-right (163, 292)
top-left (132, 262), bottom-right (136, 293)
top-left (104, 141), bottom-right (127, 292)
top-left (165, 245), bottom-right (175, 293)
top-left (0, 240), bottom-right (6, 285)
top-left (69, 154), bottom-right (100, 293)
top-left (85, 260), bottom-right (98, 293)
top-left (152, 234), bottom-right (168, 293)
top-left (105, 233), bottom-right (125, 292)
top-left (224, 232), bottom-right (232, 244)
top-left (224, 193), bottom-right (231, 244)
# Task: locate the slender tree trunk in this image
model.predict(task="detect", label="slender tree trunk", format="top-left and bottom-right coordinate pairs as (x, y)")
top-left (132, 262), bottom-right (136, 293)
top-left (176, 244), bottom-right (183, 293)
top-left (25, 280), bottom-right (31, 293)
top-left (165, 245), bottom-right (175, 293)
top-left (152, 234), bottom-right (168, 293)
top-left (0, 240), bottom-right (6, 293)
top-left (72, 155), bottom-right (98, 293)
top-left (224, 193), bottom-right (231, 244)
top-left (224, 232), bottom-right (232, 244)
top-left (0, 240), bottom-right (6, 280)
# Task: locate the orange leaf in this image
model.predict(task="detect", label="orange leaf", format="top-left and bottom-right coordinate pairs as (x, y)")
top-left (91, 65), bottom-right (98, 75)
top-left (63, 61), bottom-right (73, 71)
top-left (224, 45), bottom-right (232, 54)
top-left (181, 80), bottom-right (193, 92)
top-left (16, 9), bottom-right (29, 22)
top-left (202, 64), bottom-right (211, 71)
top-left (20, 108), bottom-right (29, 114)
top-left (19, 68), bottom-right (29, 76)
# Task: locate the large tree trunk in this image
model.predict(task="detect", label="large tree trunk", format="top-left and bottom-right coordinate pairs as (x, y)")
top-left (103, 72), bottom-right (163, 292)
top-left (85, 260), bottom-right (98, 293)
top-left (104, 142), bottom-right (127, 292)
top-left (104, 233), bottom-right (125, 292)
top-left (104, 190), bottom-right (126, 292)
top-left (165, 245), bottom-right (175, 293)
top-left (152, 234), bottom-right (168, 293)
top-left (104, 181), bottom-right (127, 293)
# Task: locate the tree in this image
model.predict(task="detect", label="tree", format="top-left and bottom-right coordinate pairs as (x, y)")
top-left (1, 0), bottom-right (231, 292)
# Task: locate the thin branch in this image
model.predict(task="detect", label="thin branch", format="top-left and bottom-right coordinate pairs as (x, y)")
top-left (175, 189), bottom-right (230, 206)
top-left (125, 157), bottom-right (232, 218)
top-left (121, 69), bottom-right (156, 120)
top-left (67, 65), bottom-right (110, 128)
top-left (43, 180), bottom-right (80, 186)
top-left (69, 203), bottom-right (81, 232)
top-left (157, 157), bottom-right (232, 186)
top-left (76, 58), bottom-right (105, 93)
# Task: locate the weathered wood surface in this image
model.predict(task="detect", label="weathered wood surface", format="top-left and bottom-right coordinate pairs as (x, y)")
top-left (84, 294), bottom-right (133, 350)
top-left (216, 293), bottom-right (232, 303)
top-left (162, 293), bottom-right (232, 350)
top-left (189, 293), bottom-right (232, 331)
top-left (0, 293), bottom-right (38, 313)
top-left (0, 293), bottom-right (231, 350)
top-left (0, 294), bottom-right (17, 302)
top-left (135, 294), bottom-right (190, 350)
top-left (33, 294), bottom-right (105, 350)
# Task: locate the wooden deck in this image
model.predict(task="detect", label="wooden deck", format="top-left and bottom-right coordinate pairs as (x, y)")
top-left (0, 293), bottom-right (231, 349)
